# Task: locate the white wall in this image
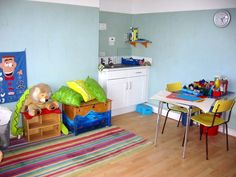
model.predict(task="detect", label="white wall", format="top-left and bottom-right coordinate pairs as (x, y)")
top-left (100, 0), bottom-right (236, 14)
top-left (131, 0), bottom-right (236, 14)
top-left (29, 0), bottom-right (236, 13)
top-left (29, 0), bottom-right (99, 7)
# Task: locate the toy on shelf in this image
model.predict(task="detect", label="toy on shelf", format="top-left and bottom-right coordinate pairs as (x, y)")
top-left (127, 27), bottom-right (152, 48)
top-left (21, 83), bottom-right (59, 116)
top-left (129, 27), bottom-right (139, 41)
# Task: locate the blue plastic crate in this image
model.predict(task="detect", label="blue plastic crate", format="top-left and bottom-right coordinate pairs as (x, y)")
top-left (136, 104), bottom-right (153, 116)
top-left (63, 110), bottom-right (111, 135)
top-left (181, 113), bottom-right (193, 126)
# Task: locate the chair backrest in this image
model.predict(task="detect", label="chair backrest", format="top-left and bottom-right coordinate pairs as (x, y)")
top-left (210, 99), bottom-right (235, 125)
top-left (166, 82), bottom-right (182, 92)
top-left (212, 99), bottom-right (235, 113)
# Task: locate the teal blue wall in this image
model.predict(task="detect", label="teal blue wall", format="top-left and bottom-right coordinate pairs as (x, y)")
top-left (99, 9), bottom-right (236, 128)
top-left (99, 11), bottom-right (132, 56)
top-left (132, 9), bottom-right (236, 96)
top-left (1, 1), bottom-right (236, 129)
top-left (132, 9), bottom-right (236, 128)
top-left (0, 0), bottom-right (99, 109)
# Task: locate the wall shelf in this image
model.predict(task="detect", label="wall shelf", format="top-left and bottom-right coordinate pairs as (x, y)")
top-left (127, 40), bottom-right (152, 48)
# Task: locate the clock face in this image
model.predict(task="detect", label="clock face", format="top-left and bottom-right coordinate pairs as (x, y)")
top-left (213, 10), bottom-right (231, 28)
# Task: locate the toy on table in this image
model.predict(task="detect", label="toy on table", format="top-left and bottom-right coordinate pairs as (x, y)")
top-left (183, 77), bottom-right (228, 98)
top-left (182, 83), bottom-right (202, 96)
top-left (214, 76), bottom-right (221, 89)
top-left (211, 76), bottom-right (228, 97)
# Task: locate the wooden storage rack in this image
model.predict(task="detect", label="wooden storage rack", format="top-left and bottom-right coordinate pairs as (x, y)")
top-left (22, 109), bottom-right (61, 142)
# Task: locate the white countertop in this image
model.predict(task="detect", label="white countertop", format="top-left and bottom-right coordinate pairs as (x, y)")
top-left (101, 65), bottom-right (150, 72)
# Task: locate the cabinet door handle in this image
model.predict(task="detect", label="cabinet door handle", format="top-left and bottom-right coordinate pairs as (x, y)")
top-left (129, 81), bottom-right (132, 89)
top-left (126, 82), bottom-right (128, 90)
top-left (136, 71), bottom-right (142, 74)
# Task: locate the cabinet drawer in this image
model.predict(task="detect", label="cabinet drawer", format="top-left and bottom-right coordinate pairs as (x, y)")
top-left (106, 68), bottom-right (148, 79)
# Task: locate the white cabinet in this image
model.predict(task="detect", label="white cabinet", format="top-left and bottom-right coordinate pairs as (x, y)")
top-left (98, 67), bottom-right (149, 116)
top-left (106, 78), bottom-right (127, 110)
top-left (126, 75), bottom-right (147, 106)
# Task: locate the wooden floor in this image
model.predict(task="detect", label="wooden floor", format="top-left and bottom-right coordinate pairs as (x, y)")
top-left (75, 112), bottom-right (236, 177)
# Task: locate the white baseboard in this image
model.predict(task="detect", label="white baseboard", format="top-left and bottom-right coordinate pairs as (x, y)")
top-left (218, 126), bottom-right (236, 137)
top-left (112, 105), bottom-right (136, 116)
top-left (146, 103), bottom-right (181, 121)
top-left (147, 103), bottom-right (236, 137)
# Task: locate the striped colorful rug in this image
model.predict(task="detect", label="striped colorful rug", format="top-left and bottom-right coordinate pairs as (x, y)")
top-left (0, 126), bottom-right (149, 177)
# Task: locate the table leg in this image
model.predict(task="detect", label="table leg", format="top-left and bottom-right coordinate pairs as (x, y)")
top-left (154, 101), bottom-right (163, 147)
top-left (222, 112), bottom-right (226, 134)
top-left (182, 106), bottom-right (192, 158)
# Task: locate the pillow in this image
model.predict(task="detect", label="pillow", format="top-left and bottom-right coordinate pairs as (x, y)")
top-left (51, 86), bottom-right (83, 107)
top-left (67, 80), bottom-right (94, 102)
top-left (85, 77), bottom-right (107, 102)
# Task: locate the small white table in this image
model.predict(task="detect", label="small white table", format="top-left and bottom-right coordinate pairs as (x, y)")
top-left (150, 90), bottom-right (215, 158)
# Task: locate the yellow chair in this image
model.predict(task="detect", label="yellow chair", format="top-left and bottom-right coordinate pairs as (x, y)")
top-left (191, 99), bottom-right (235, 160)
top-left (161, 82), bottom-right (200, 134)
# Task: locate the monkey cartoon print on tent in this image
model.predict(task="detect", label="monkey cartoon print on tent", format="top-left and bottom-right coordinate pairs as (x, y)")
top-left (0, 51), bottom-right (27, 104)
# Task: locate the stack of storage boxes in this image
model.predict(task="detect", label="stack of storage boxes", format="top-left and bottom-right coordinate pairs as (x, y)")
top-left (62, 99), bottom-right (111, 135)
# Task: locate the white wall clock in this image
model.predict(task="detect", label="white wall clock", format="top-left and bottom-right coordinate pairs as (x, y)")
top-left (213, 10), bottom-right (231, 28)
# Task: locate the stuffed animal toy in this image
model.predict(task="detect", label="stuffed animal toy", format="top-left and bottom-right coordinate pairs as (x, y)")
top-left (21, 83), bottom-right (59, 116)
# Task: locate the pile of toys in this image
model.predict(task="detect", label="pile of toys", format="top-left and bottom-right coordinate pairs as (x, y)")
top-left (182, 76), bottom-right (228, 98)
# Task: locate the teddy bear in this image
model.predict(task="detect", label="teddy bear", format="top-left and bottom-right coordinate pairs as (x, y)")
top-left (21, 83), bottom-right (59, 116)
